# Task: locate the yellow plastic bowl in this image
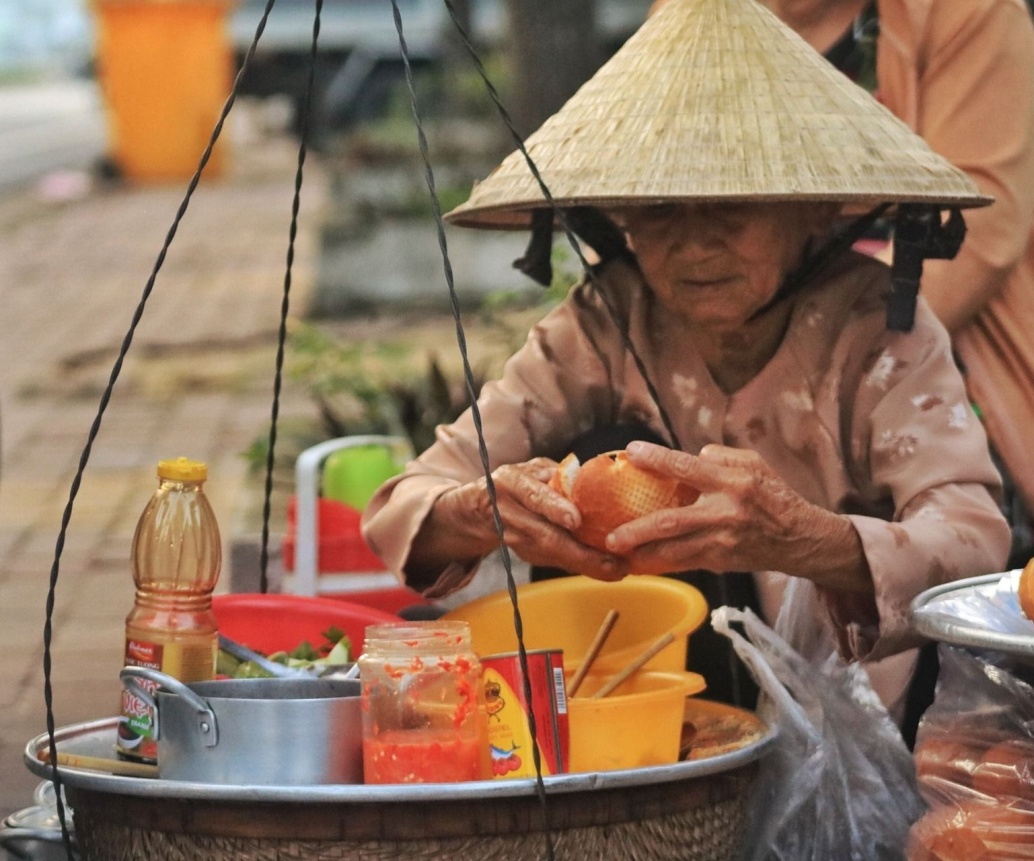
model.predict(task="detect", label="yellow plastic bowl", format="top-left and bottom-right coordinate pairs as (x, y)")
top-left (567, 670), bottom-right (704, 772)
top-left (442, 575), bottom-right (708, 674)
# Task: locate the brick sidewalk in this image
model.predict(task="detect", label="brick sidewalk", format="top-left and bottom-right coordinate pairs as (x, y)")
top-left (0, 111), bottom-right (326, 817)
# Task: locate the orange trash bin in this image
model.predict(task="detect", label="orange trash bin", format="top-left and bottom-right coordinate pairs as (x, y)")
top-left (91, 0), bottom-right (236, 182)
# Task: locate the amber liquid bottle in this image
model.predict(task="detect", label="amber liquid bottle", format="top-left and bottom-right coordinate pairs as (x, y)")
top-left (116, 457), bottom-right (222, 763)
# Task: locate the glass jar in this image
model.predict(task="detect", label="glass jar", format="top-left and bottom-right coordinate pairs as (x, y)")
top-left (359, 621), bottom-right (487, 784)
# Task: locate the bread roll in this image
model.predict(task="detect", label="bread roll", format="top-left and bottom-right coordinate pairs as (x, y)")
top-left (907, 801), bottom-right (1034, 861)
top-left (1019, 557), bottom-right (1034, 621)
top-left (550, 450), bottom-right (699, 550)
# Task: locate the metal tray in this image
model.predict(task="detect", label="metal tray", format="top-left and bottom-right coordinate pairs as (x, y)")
top-left (25, 710), bottom-right (776, 803)
top-left (910, 570), bottom-right (1034, 660)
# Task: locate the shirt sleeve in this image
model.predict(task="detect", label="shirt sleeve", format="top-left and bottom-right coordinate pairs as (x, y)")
top-left (904, 0), bottom-right (1034, 330)
top-left (821, 299), bottom-right (1011, 660)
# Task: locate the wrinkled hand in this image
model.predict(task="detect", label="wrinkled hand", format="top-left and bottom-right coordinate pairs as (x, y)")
top-left (603, 442), bottom-right (868, 590)
top-left (439, 457), bottom-right (630, 582)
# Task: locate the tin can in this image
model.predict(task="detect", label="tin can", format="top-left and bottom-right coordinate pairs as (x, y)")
top-left (481, 649), bottom-right (568, 778)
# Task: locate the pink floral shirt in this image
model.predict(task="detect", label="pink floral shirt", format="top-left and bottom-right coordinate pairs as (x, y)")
top-left (363, 252), bottom-right (1010, 708)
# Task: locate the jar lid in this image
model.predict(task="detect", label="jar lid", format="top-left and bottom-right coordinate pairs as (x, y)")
top-left (157, 457), bottom-right (207, 482)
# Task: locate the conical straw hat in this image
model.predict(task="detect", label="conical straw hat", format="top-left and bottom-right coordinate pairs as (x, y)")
top-left (446, 0), bottom-right (989, 229)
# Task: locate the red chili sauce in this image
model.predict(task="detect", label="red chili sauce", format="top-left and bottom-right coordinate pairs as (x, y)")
top-left (363, 728), bottom-right (483, 784)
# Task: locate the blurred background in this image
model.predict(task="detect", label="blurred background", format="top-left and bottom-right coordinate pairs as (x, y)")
top-left (0, 0), bottom-right (651, 827)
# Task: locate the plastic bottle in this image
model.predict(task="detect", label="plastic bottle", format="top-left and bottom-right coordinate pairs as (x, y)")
top-left (358, 621), bottom-right (488, 783)
top-left (116, 457), bottom-right (222, 763)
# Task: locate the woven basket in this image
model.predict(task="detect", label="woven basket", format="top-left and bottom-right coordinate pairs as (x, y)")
top-left (68, 763), bottom-right (756, 861)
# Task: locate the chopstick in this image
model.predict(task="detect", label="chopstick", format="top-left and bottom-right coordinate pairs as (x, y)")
top-left (590, 631), bottom-right (676, 699)
top-left (38, 749), bottom-right (159, 778)
top-left (568, 609), bottom-right (620, 697)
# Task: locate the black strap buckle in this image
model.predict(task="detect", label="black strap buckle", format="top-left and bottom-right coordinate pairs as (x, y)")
top-left (888, 205), bottom-right (966, 331)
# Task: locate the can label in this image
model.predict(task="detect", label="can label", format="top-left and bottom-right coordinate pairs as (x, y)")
top-left (481, 650), bottom-right (568, 778)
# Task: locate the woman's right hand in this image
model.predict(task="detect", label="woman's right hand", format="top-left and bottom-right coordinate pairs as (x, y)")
top-left (426, 457), bottom-right (630, 582)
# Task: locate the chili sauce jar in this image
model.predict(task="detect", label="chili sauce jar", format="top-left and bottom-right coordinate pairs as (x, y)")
top-left (358, 621), bottom-right (488, 784)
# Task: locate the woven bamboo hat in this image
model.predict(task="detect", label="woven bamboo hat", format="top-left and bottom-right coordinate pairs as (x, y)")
top-left (445, 0), bottom-right (989, 230)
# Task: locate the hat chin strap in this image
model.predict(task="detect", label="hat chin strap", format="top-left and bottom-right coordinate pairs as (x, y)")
top-left (513, 207), bottom-right (633, 286)
top-left (746, 203), bottom-right (891, 323)
top-left (747, 203), bottom-right (966, 331)
top-left (516, 201), bottom-right (968, 334)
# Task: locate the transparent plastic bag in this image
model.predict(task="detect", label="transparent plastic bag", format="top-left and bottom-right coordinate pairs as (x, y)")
top-left (908, 644), bottom-right (1034, 860)
top-left (713, 594), bottom-right (924, 861)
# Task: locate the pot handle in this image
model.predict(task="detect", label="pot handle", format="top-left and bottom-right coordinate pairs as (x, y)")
top-left (119, 666), bottom-right (219, 748)
top-left (0, 825), bottom-right (79, 860)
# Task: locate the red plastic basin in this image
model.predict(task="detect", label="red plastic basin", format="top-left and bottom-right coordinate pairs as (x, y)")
top-left (212, 593), bottom-right (399, 657)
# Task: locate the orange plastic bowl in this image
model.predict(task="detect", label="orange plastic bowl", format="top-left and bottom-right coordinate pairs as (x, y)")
top-left (212, 593), bottom-right (399, 657)
top-left (566, 670), bottom-right (705, 772)
top-left (442, 575), bottom-right (708, 674)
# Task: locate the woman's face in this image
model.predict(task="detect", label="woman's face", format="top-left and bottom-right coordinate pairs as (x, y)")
top-left (615, 201), bottom-right (838, 329)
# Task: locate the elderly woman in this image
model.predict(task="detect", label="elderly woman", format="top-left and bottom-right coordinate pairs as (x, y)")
top-left (653, 0), bottom-right (1034, 553)
top-left (362, 0), bottom-right (1011, 726)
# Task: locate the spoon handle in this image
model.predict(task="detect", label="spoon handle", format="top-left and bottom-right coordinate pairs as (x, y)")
top-left (217, 634), bottom-right (309, 678)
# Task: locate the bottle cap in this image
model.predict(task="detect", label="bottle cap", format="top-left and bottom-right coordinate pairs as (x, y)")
top-left (157, 457), bottom-right (208, 482)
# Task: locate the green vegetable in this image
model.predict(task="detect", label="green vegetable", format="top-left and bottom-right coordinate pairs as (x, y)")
top-left (234, 660), bottom-right (275, 679)
top-left (216, 650), bottom-right (242, 677)
top-left (287, 640), bottom-right (320, 662)
top-left (215, 628), bottom-right (353, 680)
top-left (325, 638), bottom-right (350, 665)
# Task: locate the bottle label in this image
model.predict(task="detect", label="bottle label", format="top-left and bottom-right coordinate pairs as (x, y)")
top-left (116, 635), bottom-right (217, 763)
top-left (117, 639), bottom-right (163, 763)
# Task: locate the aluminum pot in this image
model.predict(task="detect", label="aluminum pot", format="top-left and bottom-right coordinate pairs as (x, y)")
top-left (0, 782), bottom-right (77, 861)
top-left (119, 667), bottom-right (362, 785)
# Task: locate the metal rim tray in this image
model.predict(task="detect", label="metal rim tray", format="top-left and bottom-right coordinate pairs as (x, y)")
top-left (910, 570), bottom-right (1034, 660)
top-left (25, 713), bottom-right (776, 802)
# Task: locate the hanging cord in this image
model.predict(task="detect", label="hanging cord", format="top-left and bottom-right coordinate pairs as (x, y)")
top-left (432, 3), bottom-right (690, 799)
top-left (258, 0), bottom-right (323, 594)
top-left (440, 0), bottom-right (895, 728)
top-left (439, 0), bottom-right (681, 452)
top-left (388, 5), bottom-right (558, 858)
top-left (436, 0), bottom-right (695, 733)
top-left (38, 2), bottom-right (281, 856)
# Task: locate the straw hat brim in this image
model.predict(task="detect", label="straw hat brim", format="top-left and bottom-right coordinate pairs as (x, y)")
top-left (446, 0), bottom-right (990, 230)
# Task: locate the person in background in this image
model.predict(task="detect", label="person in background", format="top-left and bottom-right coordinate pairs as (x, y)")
top-left (363, 0), bottom-right (1011, 736)
top-left (650, 0), bottom-right (1034, 565)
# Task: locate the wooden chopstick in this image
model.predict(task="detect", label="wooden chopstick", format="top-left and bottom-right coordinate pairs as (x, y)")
top-left (38, 748), bottom-right (159, 778)
top-left (590, 631), bottom-right (676, 699)
top-left (568, 609), bottom-right (620, 697)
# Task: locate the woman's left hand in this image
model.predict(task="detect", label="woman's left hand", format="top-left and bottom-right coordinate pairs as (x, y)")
top-left (608, 442), bottom-right (871, 592)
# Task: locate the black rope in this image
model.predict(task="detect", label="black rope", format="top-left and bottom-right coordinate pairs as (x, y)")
top-left (259, 0), bottom-right (322, 594)
top-left (439, 0), bottom-right (682, 452)
top-left (389, 6), bottom-right (557, 857)
top-left (438, 1), bottom-right (898, 742)
top-left (39, 1), bottom-right (281, 856)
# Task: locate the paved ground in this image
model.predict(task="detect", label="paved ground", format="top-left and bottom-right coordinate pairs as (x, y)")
top-left (0, 103), bottom-right (327, 818)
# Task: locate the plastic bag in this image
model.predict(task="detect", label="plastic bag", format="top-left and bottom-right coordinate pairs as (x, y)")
top-left (908, 644), bottom-right (1034, 860)
top-left (713, 594), bottom-right (924, 861)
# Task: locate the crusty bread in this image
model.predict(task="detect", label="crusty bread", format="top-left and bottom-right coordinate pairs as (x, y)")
top-left (1020, 557), bottom-right (1034, 621)
top-left (551, 450), bottom-right (699, 550)
top-left (907, 800), bottom-right (1034, 861)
